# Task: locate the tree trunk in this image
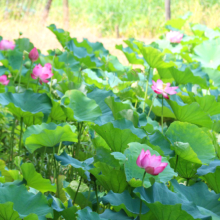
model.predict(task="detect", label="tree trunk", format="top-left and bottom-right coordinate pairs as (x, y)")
top-left (165, 0), bottom-right (171, 21)
top-left (63, 0), bottom-right (69, 29)
top-left (42, 0), bottom-right (53, 22)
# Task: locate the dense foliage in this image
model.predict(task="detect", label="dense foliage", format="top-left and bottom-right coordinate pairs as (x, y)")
top-left (0, 16), bottom-right (220, 219)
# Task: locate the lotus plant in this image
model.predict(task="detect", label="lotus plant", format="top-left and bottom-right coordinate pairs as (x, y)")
top-left (0, 75), bottom-right (10, 85)
top-left (28, 47), bottom-right (39, 62)
top-left (166, 31), bottom-right (183, 43)
top-left (31, 63), bottom-right (53, 84)
top-left (151, 79), bottom-right (178, 133)
top-left (137, 149), bottom-right (168, 217)
top-left (0, 39), bottom-right (15, 50)
top-left (136, 149), bottom-right (168, 176)
top-left (151, 79), bottom-right (178, 99)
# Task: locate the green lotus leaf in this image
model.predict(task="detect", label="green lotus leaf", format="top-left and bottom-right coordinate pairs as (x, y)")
top-left (203, 68), bottom-right (220, 89)
top-left (14, 38), bottom-right (34, 52)
top-left (92, 119), bottom-right (145, 152)
top-left (102, 190), bottom-right (149, 217)
top-left (23, 123), bottom-right (77, 153)
top-left (0, 159), bottom-right (21, 182)
top-left (167, 96), bottom-right (213, 128)
top-left (87, 88), bottom-right (115, 124)
top-left (21, 163), bottom-right (56, 193)
top-left (0, 91), bottom-right (52, 121)
top-left (47, 24), bottom-right (71, 47)
top-left (170, 157), bottom-right (201, 179)
top-left (61, 90), bottom-right (102, 122)
top-left (124, 143), bottom-right (176, 188)
top-left (55, 151), bottom-right (93, 180)
top-left (194, 95), bottom-right (220, 116)
top-left (134, 180), bottom-right (216, 220)
top-left (115, 44), bottom-right (145, 65)
top-left (67, 40), bottom-right (103, 68)
top-left (0, 202), bottom-right (38, 220)
top-left (158, 65), bottom-right (209, 88)
top-left (77, 207), bottom-right (106, 220)
top-left (166, 121), bottom-right (215, 164)
top-left (197, 160), bottom-right (220, 193)
top-left (172, 142), bottom-right (203, 164)
top-left (89, 161), bottom-right (128, 193)
top-left (193, 39), bottom-right (220, 68)
top-left (0, 184), bottom-right (53, 219)
top-left (134, 43), bottom-right (175, 69)
top-left (100, 209), bottom-right (133, 220)
top-left (171, 179), bottom-right (220, 219)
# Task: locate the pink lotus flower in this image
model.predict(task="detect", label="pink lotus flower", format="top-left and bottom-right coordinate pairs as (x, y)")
top-left (151, 79), bottom-right (178, 99)
top-left (0, 75), bottom-right (10, 85)
top-left (29, 47), bottom-right (39, 62)
top-left (0, 40), bottom-right (15, 50)
top-left (166, 31), bottom-right (183, 43)
top-left (136, 149), bottom-right (168, 176)
top-left (31, 63), bottom-right (53, 84)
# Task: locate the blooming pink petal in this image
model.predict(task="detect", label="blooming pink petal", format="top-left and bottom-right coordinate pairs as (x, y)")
top-left (0, 40), bottom-right (15, 50)
top-left (0, 75), bottom-right (10, 85)
top-left (150, 155), bottom-right (162, 168)
top-left (162, 92), bottom-right (169, 99)
top-left (145, 167), bottom-right (155, 175)
top-left (29, 47), bottom-right (39, 62)
top-left (153, 163), bottom-right (168, 175)
top-left (151, 79), bottom-right (178, 99)
top-left (166, 31), bottom-right (183, 43)
top-left (136, 149), bottom-right (168, 176)
top-left (31, 63), bottom-right (53, 84)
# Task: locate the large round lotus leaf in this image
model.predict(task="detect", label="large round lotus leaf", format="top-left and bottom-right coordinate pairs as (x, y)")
top-left (167, 96), bottom-right (213, 128)
top-left (21, 163), bottom-right (56, 193)
top-left (197, 160), bottom-right (220, 193)
top-left (102, 190), bottom-right (149, 217)
top-left (92, 119), bottom-right (146, 152)
top-left (134, 42), bottom-right (175, 69)
top-left (0, 184), bottom-right (53, 219)
top-left (193, 39), bottom-right (220, 68)
top-left (0, 202), bottom-right (38, 220)
top-left (0, 90), bottom-right (52, 121)
top-left (166, 121), bottom-right (215, 164)
top-left (23, 122), bottom-right (77, 153)
top-left (61, 90), bottom-right (102, 122)
top-left (124, 142), bottom-right (176, 188)
top-left (134, 180), bottom-right (220, 220)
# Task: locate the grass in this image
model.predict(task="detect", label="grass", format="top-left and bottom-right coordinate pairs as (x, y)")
top-left (1, 0), bottom-right (220, 39)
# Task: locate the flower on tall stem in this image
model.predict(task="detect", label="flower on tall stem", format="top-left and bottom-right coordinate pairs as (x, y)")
top-left (0, 40), bottom-right (15, 50)
top-left (28, 47), bottom-right (39, 62)
top-left (151, 79), bottom-right (178, 99)
top-left (0, 75), bottom-right (10, 85)
top-left (166, 31), bottom-right (183, 43)
top-left (31, 63), bottom-right (53, 84)
top-left (136, 149), bottom-right (168, 176)
top-left (137, 149), bottom-right (168, 218)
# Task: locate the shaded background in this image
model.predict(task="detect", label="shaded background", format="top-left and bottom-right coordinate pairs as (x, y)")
top-left (0, 0), bottom-right (219, 63)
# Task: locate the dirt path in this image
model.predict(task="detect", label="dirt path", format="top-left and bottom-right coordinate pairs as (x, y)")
top-left (0, 21), bottom-right (153, 65)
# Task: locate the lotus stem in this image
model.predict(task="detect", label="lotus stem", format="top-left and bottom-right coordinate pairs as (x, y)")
top-left (35, 78), bottom-right (39, 93)
top-left (147, 95), bottom-right (157, 120)
top-left (142, 68), bottom-right (151, 113)
top-left (10, 118), bottom-right (16, 169)
top-left (139, 171), bottom-right (146, 218)
top-left (26, 61), bottom-right (33, 89)
top-left (174, 155), bottom-right (179, 173)
top-left (161, 96), bottom-right (164, 134)
top-left (94, 180), bottom-right (99, 213)
top-left (18, 117), bottom-right (23, 156)
top-left (73, 176), bottom-right (82, 205)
